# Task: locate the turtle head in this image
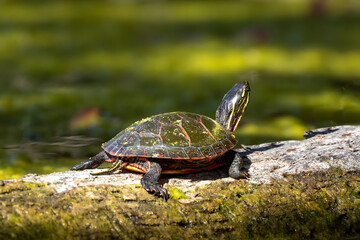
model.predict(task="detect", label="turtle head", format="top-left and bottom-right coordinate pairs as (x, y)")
top-left (216, 81), bottom-right (250, 133)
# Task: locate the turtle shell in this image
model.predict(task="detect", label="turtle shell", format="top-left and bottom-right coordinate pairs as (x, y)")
top-left (102, 112), bottom-right (237, 160)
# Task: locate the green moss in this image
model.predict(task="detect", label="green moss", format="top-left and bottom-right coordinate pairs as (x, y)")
top-left (1, 169), bottom-right (359, 239)
top-left (168, 187), bottom-right (188, 199)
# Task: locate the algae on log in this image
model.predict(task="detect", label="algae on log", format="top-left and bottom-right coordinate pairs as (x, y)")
top-left (1, 125), bottom-right (360, 239)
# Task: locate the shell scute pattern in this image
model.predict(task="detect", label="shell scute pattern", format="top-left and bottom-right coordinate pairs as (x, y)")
top-left (181, 117), bottom-right (215, 146)
top-left (184, 147), bottom-right (203, 159)
top-left (102, 112), bottom-right (237, 160)
top-left (200, 146), bottom-right (215, 157)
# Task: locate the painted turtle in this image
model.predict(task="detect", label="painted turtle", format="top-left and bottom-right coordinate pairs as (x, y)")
top-left (71, 82), bottom-right (250, 200)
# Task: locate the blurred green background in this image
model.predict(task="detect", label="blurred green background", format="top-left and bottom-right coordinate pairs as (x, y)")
top-left (1, 0), bottom-right (360, 179)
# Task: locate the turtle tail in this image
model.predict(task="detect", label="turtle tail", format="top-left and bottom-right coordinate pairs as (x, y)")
top-left (71, 151), bottom-right (109, 170)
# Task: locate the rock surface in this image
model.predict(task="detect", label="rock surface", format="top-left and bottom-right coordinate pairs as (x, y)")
top-left (13, 125), bottom-right (360, 193)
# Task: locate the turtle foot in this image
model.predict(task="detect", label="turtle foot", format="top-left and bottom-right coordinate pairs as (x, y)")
top-left (141, 179), bottom-right (169, 201)
top-left (228, 151), bottom-right (249, 179)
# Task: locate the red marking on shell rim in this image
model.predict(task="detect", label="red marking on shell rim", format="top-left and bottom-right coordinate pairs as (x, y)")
top-left (203, 159), bottom-right (213, 164)
top-left (182, 161), bottom-right (196, 166)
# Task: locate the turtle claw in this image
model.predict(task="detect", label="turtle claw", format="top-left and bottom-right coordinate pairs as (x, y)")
top-left (152, 187), bottom-right (169, 201)
top-left (141, 181), bottom-right (169, 201)
top-left (149, 186), bottom-right (168, 201)
top-left (238, 169), bottom-right (249, 179)
top-left (161, 189), bottom-right (169, 201)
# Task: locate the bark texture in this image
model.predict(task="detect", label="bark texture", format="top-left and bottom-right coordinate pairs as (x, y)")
top-left (1, 125), bottom-right (360, 239)
top-left (14, 125), bottom-right (360, 194)
top-left (241, 124), bottom-right (360, 183)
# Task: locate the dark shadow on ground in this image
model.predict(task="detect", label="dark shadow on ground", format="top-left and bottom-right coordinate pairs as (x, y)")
top-left (159, 143), bottom-right (283, 184)
top-left (303, 127), bottom-right (339, 139)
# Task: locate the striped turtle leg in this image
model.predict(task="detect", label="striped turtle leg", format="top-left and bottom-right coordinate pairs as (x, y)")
top-left (228, 151), bottom-right (248, 179)
top-left (133, 159), bottom-right (168, 201)
top-left (71, 151), bottom-right (110, 170)
top-left (91, 158), bottom-right (128, 175)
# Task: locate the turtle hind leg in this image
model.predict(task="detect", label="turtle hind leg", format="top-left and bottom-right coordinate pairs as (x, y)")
top-left (228, 151), bottom-right (249, 179)
top-left (71, 151), bottom-right (110, 170)
top-left (91, 158), bottom-right (127, 175)
top-left (138, 160), bottom-right (168, 201)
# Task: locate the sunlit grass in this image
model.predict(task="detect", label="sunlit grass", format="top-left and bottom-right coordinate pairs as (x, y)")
top-left (0, 1), bottom-right (309, 23)
top-left (270, 90), bottom-right (360, 124)
top-left (0, 1), bottom-right (360, 80)
top-left (142, 44), bottom-right (360, 78)
top-left (239, 116), bottom-right (308, 141)
top-left (0, 88), bottom-right (79, 110)
top-left (2, 41), bottom-right (360, 79)
top-left (0, 158), bottom-right (81, 180)
top-left (295, 91), bottom-right (360, 112)
top-left (1, 0), bottom-right (359, 23)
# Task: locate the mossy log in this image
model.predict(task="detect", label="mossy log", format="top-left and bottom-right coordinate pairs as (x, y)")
top-left (1, 125), bottom-right (360, 239)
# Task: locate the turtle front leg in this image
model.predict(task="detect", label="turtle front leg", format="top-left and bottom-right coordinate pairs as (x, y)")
top-left (136, 160), bottom-right (168, 201)
top-left (71, 151), bottom-right (110, 170)
top-left (228, 151), bottom-right (249, 179)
